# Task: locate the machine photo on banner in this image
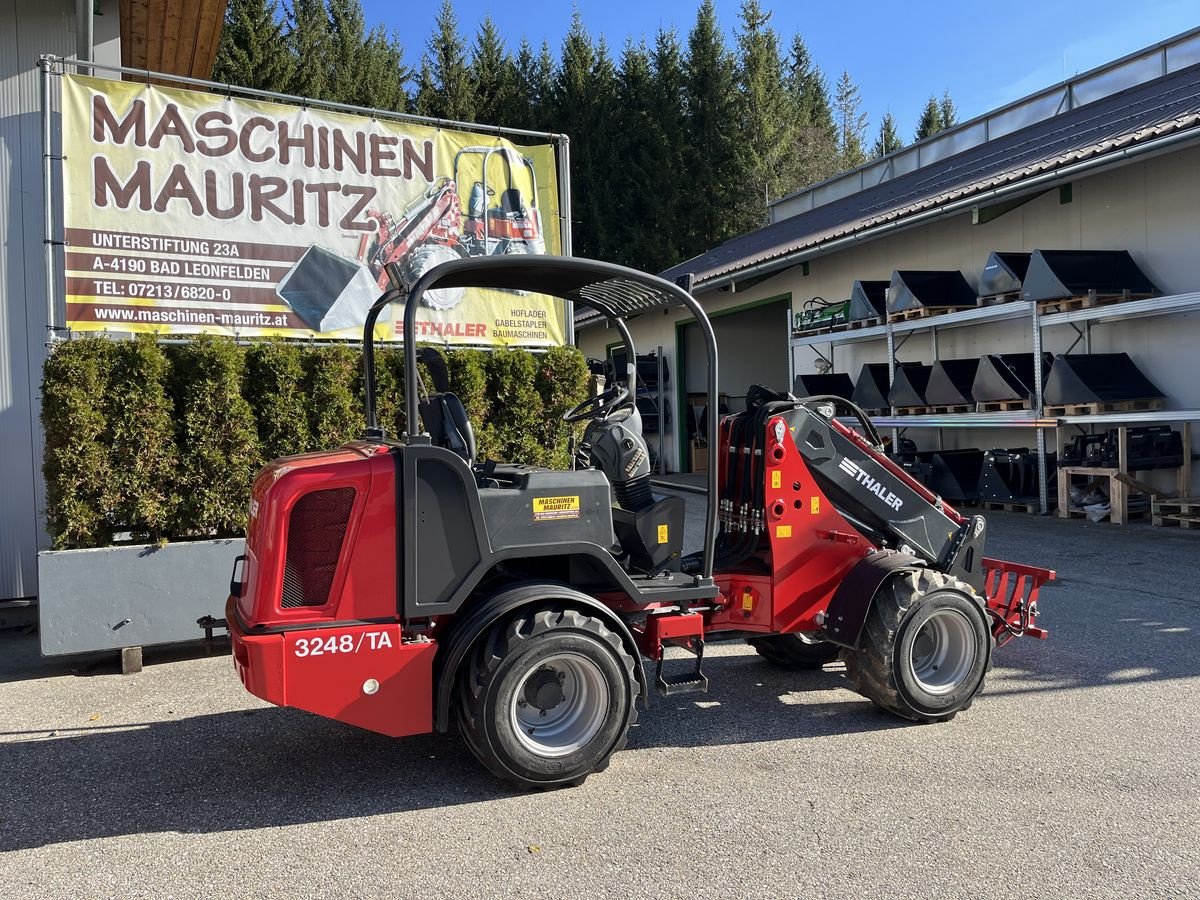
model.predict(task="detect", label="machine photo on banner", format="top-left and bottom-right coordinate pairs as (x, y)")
top-left (59, 73), bottom-right (567, 346)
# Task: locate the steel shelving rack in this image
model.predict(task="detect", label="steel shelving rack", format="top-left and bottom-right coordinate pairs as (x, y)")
top-left (790, 291), bottom-right (1200, 514)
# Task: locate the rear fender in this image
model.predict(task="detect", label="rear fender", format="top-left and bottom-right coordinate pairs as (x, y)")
top-left (432, 582), bottom-right (648, 732)
top-left (821, 550), bottom-right (922, 648)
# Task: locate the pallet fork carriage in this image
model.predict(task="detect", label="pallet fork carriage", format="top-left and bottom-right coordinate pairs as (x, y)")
top-left (216, 255), bottom-right (1054, 788)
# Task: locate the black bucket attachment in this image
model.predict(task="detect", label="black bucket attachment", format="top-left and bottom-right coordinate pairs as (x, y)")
top-left (1021, 249), bottom-right (1158, 302)
top-left (851, 363), bottom-right (892, 411)
top-left (1042, 353), bottom-right (1165, 405)
top-left (888, 364), bottom-right (933, 408)
top-left (928, 449), bottom-right (985, 503)
top-left (887, 270), bottom-right (977, 314)
top-left (972, 353), bottom-right (1054, 403)
top-left (925, 358), bottom-right (980, 406)
top-left (849, 280), bottom-right (889, 321)
top-left (979, 448), bottom-right (1057, 504)
top-left (977, 252), bottom-right (1032, 300)
top-left (793, 373), bottom-right (855, 401)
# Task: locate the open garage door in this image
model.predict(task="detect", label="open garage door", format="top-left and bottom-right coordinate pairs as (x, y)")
top-left (676, 297), bottom-right (791, 473)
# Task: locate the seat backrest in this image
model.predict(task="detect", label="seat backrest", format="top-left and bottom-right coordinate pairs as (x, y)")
top-left (419, 392), bottom-right (476, 465)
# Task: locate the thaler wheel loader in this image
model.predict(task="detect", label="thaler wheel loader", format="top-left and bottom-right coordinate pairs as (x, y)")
top-left (219, 256), bottom-right (1054, 788)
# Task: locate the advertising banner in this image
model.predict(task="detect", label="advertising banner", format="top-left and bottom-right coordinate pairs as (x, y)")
top-left (60, 74), bottom-right (566, 346)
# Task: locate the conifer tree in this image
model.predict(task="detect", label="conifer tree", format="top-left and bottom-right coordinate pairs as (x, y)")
top-left (610, 41), bottom-right (661, 268)
top-left (786, 33), bottom-right (838, 189)
top-left (735, 0), bottom-right (792, 222)
top-left (915, 94), bottom-right (943, 140)
top-left (471, 16), bottom-right (516, 125)
top-left (327, 0), bottom-right (367, 104)
top-left (834, 70), bottom-right (867, 169)
top-left (214, 0), bottom-right (295, 91)
top-left (682, 0), bottom-right (745, 254)
top-left (649, 27), bottom-right (688, 268)
top-left (939, 89), bottom-right (959, 129)
top-left (413, 0), bottom-right (475, 120)
top-left (286, 0), bottom-right (330, 99)
top-left (871, 111), bottom-right (904, 158)
top-left (554, 12), bottom-right (602, 256)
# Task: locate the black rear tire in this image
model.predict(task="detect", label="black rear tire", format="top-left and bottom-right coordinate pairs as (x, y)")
top-left (842, 569), bottom-right (992, 723)
top-left (456, 605), bottom-right (639, 789)
top-left (748, 634), bottom-right (842, 669)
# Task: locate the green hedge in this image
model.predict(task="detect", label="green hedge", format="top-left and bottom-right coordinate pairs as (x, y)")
top-left (41, 337), bottom-right (590, 548)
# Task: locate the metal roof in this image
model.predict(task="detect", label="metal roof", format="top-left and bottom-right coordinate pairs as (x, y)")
top-left (654, 60), bottom-right (1200, 295)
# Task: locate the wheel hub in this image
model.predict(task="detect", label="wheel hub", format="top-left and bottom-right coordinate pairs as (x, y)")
top-left (908, 607), bottom-right (977, 695)
top-left (511, 652), bottom-right (610, 758)
top-left (523, 667), bottom-right (565, 712)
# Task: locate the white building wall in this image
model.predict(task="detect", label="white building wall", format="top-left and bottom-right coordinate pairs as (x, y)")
top-left (0, 0), bottom-right (120, 600)
top-left (579, 146), bottom-right (1200, 483)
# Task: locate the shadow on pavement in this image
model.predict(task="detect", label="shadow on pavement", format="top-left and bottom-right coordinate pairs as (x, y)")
top-left (0, 653), bottom-right (894, 852)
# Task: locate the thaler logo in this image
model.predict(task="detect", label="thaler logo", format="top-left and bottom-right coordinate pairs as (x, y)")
top-left (838, 457), bottom-right (904, 511)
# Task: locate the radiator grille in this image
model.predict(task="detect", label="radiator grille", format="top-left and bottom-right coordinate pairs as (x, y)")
top-left (280, 487), bottom-right (355, 608)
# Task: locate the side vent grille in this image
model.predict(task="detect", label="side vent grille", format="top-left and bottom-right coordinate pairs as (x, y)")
top-left (281, 487), bottom-right (355, 609)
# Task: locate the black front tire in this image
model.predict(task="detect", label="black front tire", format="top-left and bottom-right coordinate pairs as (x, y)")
top-left (842, 569), bottom-right (992, 723)
top-left (748, 634), bottom-right (842, 669)
top-left (456, 605), bottom-right (639, 789)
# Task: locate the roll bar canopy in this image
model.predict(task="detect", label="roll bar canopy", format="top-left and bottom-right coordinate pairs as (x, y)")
top-left (361, 254), bottom-right (720, 581)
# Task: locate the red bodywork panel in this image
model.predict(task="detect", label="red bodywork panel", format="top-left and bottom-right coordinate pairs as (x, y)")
top-left (230, 441), bottom-right (436, 738)
top-left (709, 414), bottom-right (877, 636)
top-left (699, 412), bottom-right (1054, 647)
top-left (239, 443), bottom-right (398, 628)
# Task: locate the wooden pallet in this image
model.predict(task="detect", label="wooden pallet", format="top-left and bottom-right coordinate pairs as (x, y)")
top-left (1153, 513), bottom-right (1200, 529)
top-left (894, 406), bottom-right (930, 416)
top-left (793, 316), bottom-right (880, 337)
top-left (1044, 398), bottom-right (1164, 417)
top-left (929, 404), bottom-right (974, 414)
top-left (888, 305), bottom-right (976, 323)
top-left (1035, 289), bottom-right (1154, 315)
top-left (1152, 497), bottom-right (1200, 517)
top-left (981, 499), bottom-right (1040, 514)
top-left (1064, 506), bottom-right (1151, 522)
top-left (976, 399), bottom-right (1032, 412)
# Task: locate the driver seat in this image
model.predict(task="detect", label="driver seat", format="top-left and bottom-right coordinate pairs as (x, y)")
top-left (416, 348), bottom-right (476, 466)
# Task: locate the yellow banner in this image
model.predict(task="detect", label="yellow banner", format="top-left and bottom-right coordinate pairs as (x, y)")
top-left (60, 74), bottom-right (565, 346)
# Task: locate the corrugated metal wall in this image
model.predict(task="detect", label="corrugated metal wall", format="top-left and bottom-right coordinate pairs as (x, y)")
top-left (0, 0), bottom-right (119, 600)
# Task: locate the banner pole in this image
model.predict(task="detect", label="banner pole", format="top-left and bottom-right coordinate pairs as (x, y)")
top-left (557, 135), bottom-right (574, 344)
top-left (41, 56), bottom-right (57, 341)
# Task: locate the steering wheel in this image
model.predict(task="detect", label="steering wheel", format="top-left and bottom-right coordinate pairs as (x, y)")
top-left (562, 384), bottom-right (631, 423)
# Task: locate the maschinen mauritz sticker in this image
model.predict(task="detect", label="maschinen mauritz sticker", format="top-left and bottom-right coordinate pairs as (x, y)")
top-left (532, 496), bottom-right (581, 521)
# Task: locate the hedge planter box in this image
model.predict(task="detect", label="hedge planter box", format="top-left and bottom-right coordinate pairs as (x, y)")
top-left (38, 539), bottom-right (243, 656)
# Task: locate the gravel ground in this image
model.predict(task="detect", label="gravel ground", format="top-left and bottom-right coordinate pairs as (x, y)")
top-left (2, 509), bottom-right (1199, 899)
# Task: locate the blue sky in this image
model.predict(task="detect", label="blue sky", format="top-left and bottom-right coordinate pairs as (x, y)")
top-left (360, 0), bottom-right (1198, 140)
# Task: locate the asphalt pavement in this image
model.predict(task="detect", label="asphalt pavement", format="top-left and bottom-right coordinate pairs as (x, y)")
top-left (2, 508), bottom-right (1199, 899)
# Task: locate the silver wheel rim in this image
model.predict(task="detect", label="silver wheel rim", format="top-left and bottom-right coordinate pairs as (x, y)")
top-left (511, 652), bottom-right (609, 757)
top-left (908, 608), bottom-right (976, 695)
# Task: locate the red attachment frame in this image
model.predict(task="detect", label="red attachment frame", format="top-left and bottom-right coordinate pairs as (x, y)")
top-left (982, 557), bottom-right (1055, 646)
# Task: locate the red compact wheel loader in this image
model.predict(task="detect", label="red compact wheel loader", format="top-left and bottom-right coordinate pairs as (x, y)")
top-left (218, 256), bottom-right (1054, 788)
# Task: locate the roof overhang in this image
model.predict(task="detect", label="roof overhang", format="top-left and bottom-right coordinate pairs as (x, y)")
top-left (119, 0), bottom-right (229, 81)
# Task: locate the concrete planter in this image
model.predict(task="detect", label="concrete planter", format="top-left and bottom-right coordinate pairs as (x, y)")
top-left (38, 538), bottom-right (244, 656)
